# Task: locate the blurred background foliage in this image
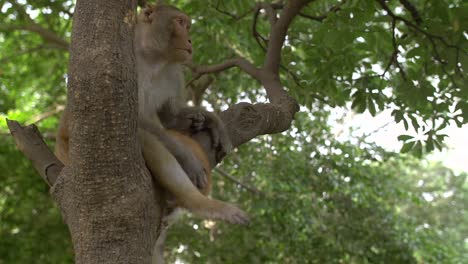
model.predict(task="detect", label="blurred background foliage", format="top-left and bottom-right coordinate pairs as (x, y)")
top-left (0, 0), bottom-right (466, 263)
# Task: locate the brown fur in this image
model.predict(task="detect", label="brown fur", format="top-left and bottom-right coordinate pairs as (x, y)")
top-left (167, 130), bottom-right (211, 195)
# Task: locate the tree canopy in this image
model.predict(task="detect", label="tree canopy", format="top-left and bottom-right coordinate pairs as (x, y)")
top-left (0, 0), bottom-right (466, 263)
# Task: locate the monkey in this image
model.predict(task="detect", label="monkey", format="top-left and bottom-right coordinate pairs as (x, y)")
top-left (134, 4), bottom-right (249, 225)
top-left (55, 4), bottom-right (248, 225)
top-left (135, 7), bottom-right (250, 262)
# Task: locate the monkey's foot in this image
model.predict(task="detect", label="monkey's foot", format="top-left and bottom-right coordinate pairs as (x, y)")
top-left (189, 201), bottom-right (250, 225)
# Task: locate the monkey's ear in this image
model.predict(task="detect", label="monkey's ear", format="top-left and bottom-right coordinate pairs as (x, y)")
top-left (142, 5), bottom-right (155, 23)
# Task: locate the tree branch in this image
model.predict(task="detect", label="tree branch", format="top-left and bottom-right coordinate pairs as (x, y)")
top-left (298, 0), bottom-right (347, 22)
top-left (376, 0), bottom-right (464, 83)
top-left (6, 119), bottom-right (62, 187)
top-left (185, 0), bottom-right (322, 163)
top-left (214, 168), bottom-right (264, 195)
top-left (376, 0), bottom-right (465, 53)
top-left (398, 0), bottom-right (422, 24)
top-left (252, 6), bottom-right (269, 52)
top-left (27, 105), bottom-right (65, 125)
top-left (263, 0), bottom-right (316, 75)
top-left (211, 0), bottom-right (253, 21)
top-left (0, 1), bottom-right (69, 50)
top-left (188, 58), bottom-right (262, 80)
top-left (0, 24), bottom-right (69, 50)
top-left (0, 45), bottom-right (58, 63)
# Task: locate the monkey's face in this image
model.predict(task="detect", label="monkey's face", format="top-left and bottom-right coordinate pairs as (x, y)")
top-left (138, 6), bottom-right (193, 63)
top-left (167, 13), bottom-right (192, 63)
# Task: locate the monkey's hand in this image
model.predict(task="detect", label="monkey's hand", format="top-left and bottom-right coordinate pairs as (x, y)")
top-left (198, 111), bottom-right (232, 156)
top-left (176, 109), bottom-right (232, 153)
top-left (174, 148), bottom-right (208, 190)
top-left (139, 118), bottom-right (208, 190)
top-left (163, 107), bottom-right (232, 157)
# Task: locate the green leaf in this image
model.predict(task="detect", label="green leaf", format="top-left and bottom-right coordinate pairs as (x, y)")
top-left (401, 141), bottom-right (415, 153)
top-left (426, 136), bottom-right (435, 152)
top-left (398, 135), bottom-right (413, 141)
top-left (414, 141), bottom-right (423, 158)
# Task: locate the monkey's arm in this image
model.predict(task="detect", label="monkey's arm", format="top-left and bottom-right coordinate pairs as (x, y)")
top-left (139, 118), bottom-right (208, 189)
top-left (159, 105), bottom-right (232, 155)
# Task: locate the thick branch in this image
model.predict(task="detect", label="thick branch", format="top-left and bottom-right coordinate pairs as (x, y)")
top-left (263, 0), bottom-right (315, 75)
top-left (186, 0), bottom-right (321, 160)
top-left (6, 119), bottom-right (62, 186)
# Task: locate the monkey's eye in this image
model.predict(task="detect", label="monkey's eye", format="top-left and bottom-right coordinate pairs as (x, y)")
top-left (176, 18), bottom-right (185, 26)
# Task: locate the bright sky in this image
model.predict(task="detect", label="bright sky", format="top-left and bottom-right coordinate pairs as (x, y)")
top-left (331, 108), bottom-right (468, 173)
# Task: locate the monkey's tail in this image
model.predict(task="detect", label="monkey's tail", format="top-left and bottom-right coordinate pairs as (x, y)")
top-left (139, 129), bottom-right (250, 225)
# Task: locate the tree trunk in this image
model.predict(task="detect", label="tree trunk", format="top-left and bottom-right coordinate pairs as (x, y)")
top-left (50, 1), bottom-right (162, 263)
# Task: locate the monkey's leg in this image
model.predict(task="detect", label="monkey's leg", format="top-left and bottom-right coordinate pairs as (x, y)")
top-left (138, 129), bottom-right (249, 224)
top-left (151, 208), bottom-right (182, 264)
top-left (139, 118), bottom-right (207, 189)
top-left (152, 227), bottom-right (167, 264)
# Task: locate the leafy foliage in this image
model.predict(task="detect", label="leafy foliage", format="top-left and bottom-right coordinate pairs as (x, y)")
top-left (0, 0), bottom-right (466, 263)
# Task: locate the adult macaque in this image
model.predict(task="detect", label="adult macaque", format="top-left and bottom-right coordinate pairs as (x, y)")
top-left (56, 4), bottom-right (248, 226)
top-left (135, 4), bottom-right (248, 224)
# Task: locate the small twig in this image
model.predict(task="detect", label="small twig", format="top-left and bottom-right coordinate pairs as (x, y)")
top-left (211, 0), bottom-right (253, 21)
top-left (27, 105), bottom-right (65, 125)
top-left (376, 0), bottom-right (464, 84)
top-left (186, 75), bottom-right (214, 106)
top-left (298, 12), bottom-right (326, 22)
top-left (298, 0), bottom-right (347, 22)
top-left (214, 168), bottom-right (264, 196)
top-left (279, 64), bottom-right (329, 104)
top-left (252, 6), bottom-right (269, 52)
top-left (376, 0), bottom-right (464, 50)
top-left (398, 0), bottom-right (422, 24)
top-left (362, 121), bottom-right (393, 138)
top-left (391, 18), bottom-right (407, 80)
top-left (0, 45), bottom-right (52, 63)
